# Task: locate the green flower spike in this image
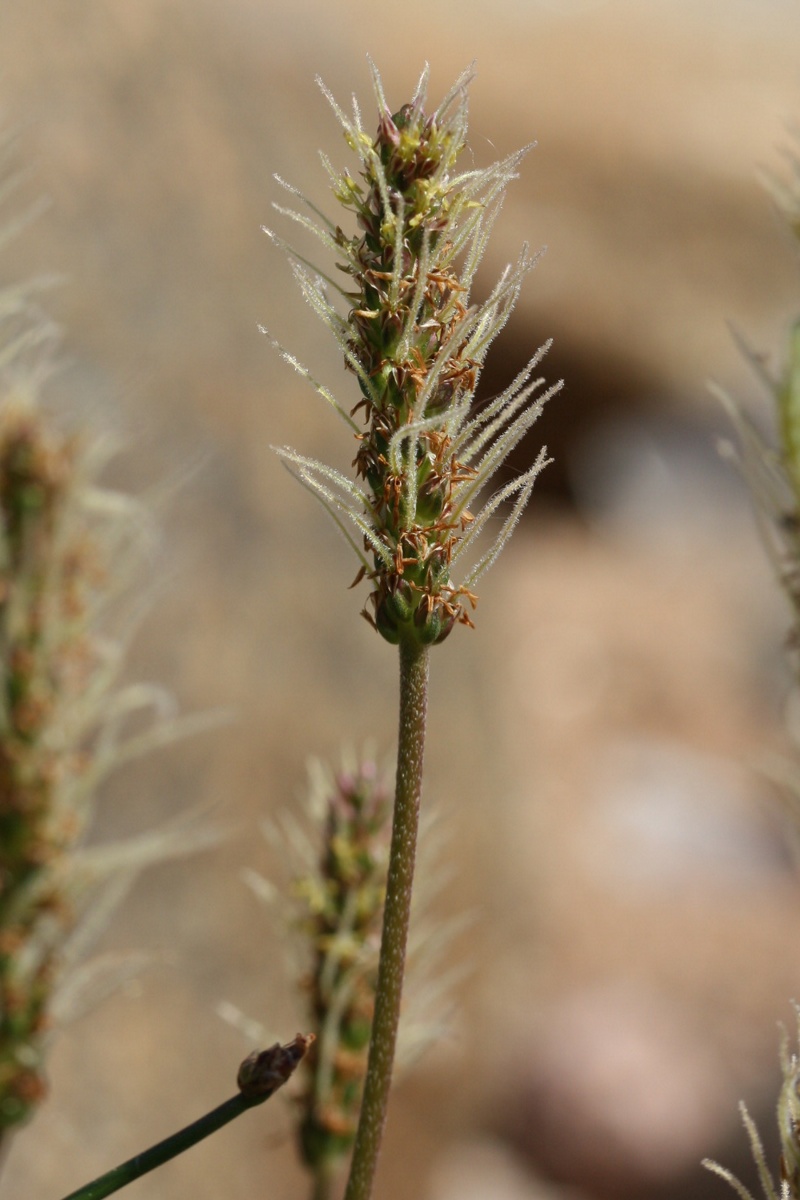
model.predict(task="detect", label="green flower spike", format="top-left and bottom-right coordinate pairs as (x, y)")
top-left (0, 176), bottom-right (224, 1138)
top-left (0, 394), bottom-right (223, 1141)
top-left (293, 759), bottom-right (390, 1174)
top-left (229, 752), bottom-right (465, 1197)
top-left (264, 60), bottom-right (560, 646)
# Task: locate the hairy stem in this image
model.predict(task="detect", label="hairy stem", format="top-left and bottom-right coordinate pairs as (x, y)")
top-left (343, 637), bottom-right (430, 1200)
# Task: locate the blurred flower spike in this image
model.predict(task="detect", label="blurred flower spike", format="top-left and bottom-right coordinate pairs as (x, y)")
top-left (236, 751), bottom-right (463, 1184)
top-left (293, 758), bottom-right (390, 1171)
top-left (0, 390), bottom-right (221, 1137)
top-left (704, 1005), bottom-right (800, 1200)
top-left (264, 59), bottom-right (561, 645)
top-left (0, 203), bottom-right (222, 1134)
top-left (705, 132), bottom-right (800, 1200)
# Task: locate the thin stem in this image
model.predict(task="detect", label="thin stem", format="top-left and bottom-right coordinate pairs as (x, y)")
top-left (57, 1035), bottom-right (313, 1200)
top-left (59, 1093), bottom-right (256, 1200)
top-left (343, 637), bottom-right (430, 1200)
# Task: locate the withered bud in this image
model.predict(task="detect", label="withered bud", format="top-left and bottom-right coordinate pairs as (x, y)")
top-left (237, 1032), bottom-right (315, 1100)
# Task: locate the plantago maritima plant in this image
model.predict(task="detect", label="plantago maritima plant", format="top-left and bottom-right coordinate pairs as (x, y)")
top-left (264, 60), bottom-right (559, 1200)
top-left (54, 58), bottom-right (556, 1200)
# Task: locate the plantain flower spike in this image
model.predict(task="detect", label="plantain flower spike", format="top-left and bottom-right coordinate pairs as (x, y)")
top-left (233, 752), bottom-right (463, 1184)
top-left (0, 389), bottom-right (222, 1138)
top-left (0, 298), bottom-right (221, 1140)
top-left (0, 133), bottom-right (226, 1140)
top-left (293, 758), bottom-right (390, 1172)
top-left (265, 60), bottom-right (560, 645)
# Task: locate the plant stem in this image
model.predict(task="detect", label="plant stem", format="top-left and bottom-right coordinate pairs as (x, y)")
top-left (57, 1035), bottom-right (312, 1200)
top-left (310, 1158), bottom-right (337, 1200)
top-left (343, 637), bottom-right (430, 1200)
top-left (59, 1093), bottom-right (256, 1200)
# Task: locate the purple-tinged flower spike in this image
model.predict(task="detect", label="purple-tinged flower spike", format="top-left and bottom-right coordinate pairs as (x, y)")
top-left (265, 60), bottom-right (560, 646)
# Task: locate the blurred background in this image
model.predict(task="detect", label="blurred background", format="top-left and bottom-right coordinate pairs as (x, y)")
top-left (3, 1), bottom-right (800, 1197)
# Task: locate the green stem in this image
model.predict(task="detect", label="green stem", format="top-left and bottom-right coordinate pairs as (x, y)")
top-left (57, 1035), bottom-right (312, 1200)
top-left (343, 637), bottom-right (430, 1200)
top-left (58, 1093), bottom-right (256, 1200)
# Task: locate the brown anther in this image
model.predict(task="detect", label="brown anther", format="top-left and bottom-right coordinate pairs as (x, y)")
top-left (350, 397), bottom-right (371, 419)
top-left (383, 474), bottom-right (404, 524)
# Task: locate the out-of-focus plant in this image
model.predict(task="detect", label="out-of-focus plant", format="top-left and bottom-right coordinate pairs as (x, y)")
top-left (289, 757), bottom-right (391, 1186)
top-left (225, 751), bottom-right (464, 1200)
top-left (705, 135), bottom-right (800, 1200)
top-left (0, 184), bottom-right (222, 1147)
top-left (705, 1010), bottom-right (800, 1200)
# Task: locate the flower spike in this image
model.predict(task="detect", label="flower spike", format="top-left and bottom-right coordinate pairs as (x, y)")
top-left (269, 62), bottom-right (561, 645)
